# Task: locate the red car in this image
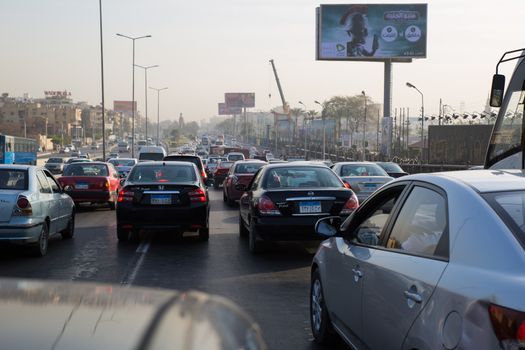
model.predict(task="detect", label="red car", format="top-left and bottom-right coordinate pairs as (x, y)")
top-left (213, 161), bottom-right (234, 189)
top-left (58, 162), bottom-right (121, 209)
top-left (223, 160), bottom-right (267, 206)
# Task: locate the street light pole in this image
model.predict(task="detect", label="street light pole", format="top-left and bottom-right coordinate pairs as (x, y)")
top-left (149, 87), bottom-right (168, 146)
top-left (116, 33), bottom-right (151, 157)
top-left (314, 100), bottom-right (325, 160)
top-left (299, 101), bottom-right (307, 159)
top-left (98, 0), bottom-right (106, 160)
top-left (406, 82), bottom-right (424, 164)
top-left (362, 91), bottom-right (367, 161)
top-left (135, 64), bottom-right (158, 143)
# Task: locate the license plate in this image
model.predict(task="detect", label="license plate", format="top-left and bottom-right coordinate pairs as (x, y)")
top-left (299, 201), bottom-right (321, 214)
top-left (363, 183), bottom-right (377, 190)
top-left (151, 194), bottom-right (172, 205)
top-left (76, 183), bottom-right (88, 190)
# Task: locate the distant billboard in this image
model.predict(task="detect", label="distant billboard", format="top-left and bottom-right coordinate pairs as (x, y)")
top-left (225, 93), bottom-right (255, 108)
top-left (113, 100), bottom-right (137, 113)
top-left (317, 4), bottom-right (427, 60)
top-left (218, 103), bottom-right (242, 115)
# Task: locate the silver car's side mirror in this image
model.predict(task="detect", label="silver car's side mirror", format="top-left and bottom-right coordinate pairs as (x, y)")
top-left (315, 216), bottom-right (342, 238)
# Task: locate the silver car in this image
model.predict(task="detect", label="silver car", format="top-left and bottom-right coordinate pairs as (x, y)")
top-left (331, 161), bottom-right (393, 202)
top-left (0, 165), bottom-right (75, 256)
top-left (311, 169), bottom-right (525, 349)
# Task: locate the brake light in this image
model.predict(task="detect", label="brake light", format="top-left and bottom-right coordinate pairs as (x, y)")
top-left (343, 181), bottom-right (351, 189)
top-left (189, 188), bottom-right (207, 202)
top-left (489, 304), bottom-right (525, 348)
top-left (117, 188), bottom-right (134, 202)
top-left (258, 195), bottom-right (281, 216)
top-left (13, 196), bottom-right (32, 216)
top-left (340, 193), bottom-right (359, 215)
top-left (103, 180), bottom-right (110, 189)
top-left (201, 170), bottom-right (207, 179)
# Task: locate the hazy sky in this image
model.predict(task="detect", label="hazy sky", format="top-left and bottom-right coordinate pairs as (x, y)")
top-left (1, 0), bottom-right (523, 122)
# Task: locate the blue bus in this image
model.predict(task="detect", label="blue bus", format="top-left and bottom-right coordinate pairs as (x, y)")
top-left (0, 135), bottom-right (38, 165)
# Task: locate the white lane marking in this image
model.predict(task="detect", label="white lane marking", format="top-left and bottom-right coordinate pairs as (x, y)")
top-left (120, 240), bottom-right (150, 286)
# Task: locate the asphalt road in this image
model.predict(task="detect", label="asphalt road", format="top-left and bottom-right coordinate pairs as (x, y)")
top-left (0, 182), bottom-right (347, 349)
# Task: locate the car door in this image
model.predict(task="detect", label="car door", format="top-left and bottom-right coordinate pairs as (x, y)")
top-left (43, 170), bottom-right (69, 231)
top-left (35, 170), bottom-right (56, 232)
top-left (325, 184), bottom-right (408, 346)
top-left (360, 183), bottom-right (449, 350)
top-left (239, 168), bottom-right (263, 225)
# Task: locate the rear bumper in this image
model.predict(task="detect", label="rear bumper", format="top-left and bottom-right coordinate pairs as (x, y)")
top-left (66, 190), bottom-right (114, 204)
top-left (0, 220), bottom-right (44, 244)
top-left (253, 215), bottom-right (348, 241)
top-left (117, 204), bottom-right (208, 231)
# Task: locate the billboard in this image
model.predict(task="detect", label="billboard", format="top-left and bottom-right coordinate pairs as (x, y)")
top-left (225, 93), bottom-right (255, 108)
top-left (317, 4), bottom-right (427, 60)
top-left (218, 103), bottom-right (242, 115)
top-left (113, 100), bottom-right (137, 113)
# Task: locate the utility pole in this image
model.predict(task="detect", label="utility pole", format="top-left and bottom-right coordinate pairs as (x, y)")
top-left (362, 91), bottom-right (367, 161)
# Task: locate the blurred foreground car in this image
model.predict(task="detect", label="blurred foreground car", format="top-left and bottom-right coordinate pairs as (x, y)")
top-left (58, 162), bottom-right (120, 210)
top-left (376, 161), bottom-right (409, 178)
top-left (238, 162), bottom-right (357, 253)
top-left (331, 161), bottom-right (393, 202)
top-left (223, 160), bottom-right (266, 206)
top-left (0, 278), bottom-right (266, 350)
top-left (0, 165), bottom-right (74, 256)
top-left (311, 170), bottom-right (525, 349)
top-left (117, 161), bottom-right (210, 242)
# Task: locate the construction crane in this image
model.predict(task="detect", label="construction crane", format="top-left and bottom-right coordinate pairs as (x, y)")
top-left (269, 59), bottom-right (289, 114)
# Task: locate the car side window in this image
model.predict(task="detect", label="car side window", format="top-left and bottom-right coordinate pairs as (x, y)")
top-left (36, 170), bottom-right (52, 194)
top-left (386, 186), bottom-right (448, 258)
top-left (43, 170), bottom-right (60, 193)
top-left (250, 169), bottom-right (264, 190)
top-left (345, 186), bottom-right (405, 246)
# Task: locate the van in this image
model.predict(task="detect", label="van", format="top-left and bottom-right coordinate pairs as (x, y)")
top-left (138, 146), bottom-right (167, 162)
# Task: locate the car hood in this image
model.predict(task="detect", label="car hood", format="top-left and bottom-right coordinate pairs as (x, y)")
top-left (0, 278), bottom-right (266, 350)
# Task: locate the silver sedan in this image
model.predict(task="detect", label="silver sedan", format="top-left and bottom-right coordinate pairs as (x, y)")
top-left (0, 165), bottom-right (75, 256)
top-left (311, 169), bottom-right (525, 349)
top-left (331, 162), bottom-right (393, 202)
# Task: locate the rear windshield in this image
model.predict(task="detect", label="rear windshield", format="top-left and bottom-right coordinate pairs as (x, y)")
top-left (48, 158), bottom-right (63, 163)
top-left (163, 156), bottom-right (202, 170)
top-left (0, 170), bottom-right (28, 190)
top-left (109, 159), bottom-right (136, 166)
top-left (63, 164), bottom-right (108, 177)
top-left (263, 167), bottom-right (342, 189)
top-left (341, 164), bottom-right (388, 177)
top-left (128, 165), bottom-right (196, 183)
top-left (378, 162), bottom-right (404, 173)
top-left (235, 163), bottom-right (264, 174)
top-left (219, 162), bottom-right (234, 168)
top-left (484, 191), bottom-right (525, 248)
top-left (139, 153), bottom-right (164, 161)
top-left (229, 154), bottom-right (244, 161)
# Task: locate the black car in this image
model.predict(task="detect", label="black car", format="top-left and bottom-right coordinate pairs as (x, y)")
top-left (238, 162), bottom-right (358, 253)
top-left (116, 161), bottom-right (210, 242)
top-left (163, 154), bottom-right (208, 182)
top-left (376, 162), bottom-right (409, 178)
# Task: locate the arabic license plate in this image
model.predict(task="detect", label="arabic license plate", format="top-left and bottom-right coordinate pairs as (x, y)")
top-left (151, 194), bottom-right (172, 205)
top-left (299, 201), bottom-right (321, 214)
top-left (363, 183), bottom-right (377, 190)
top-left (76, 183), bottom-right (88, 190)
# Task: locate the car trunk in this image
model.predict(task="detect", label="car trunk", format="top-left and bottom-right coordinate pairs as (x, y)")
top-left (58, 176), bottom-right (109, 190)
top-left (0, 190), bottom-right (23, 222)
top-left (263, 188), bottom-right (350, 216)
top-left (123, 183), bottom-right (202, 207)
top-left (342, 176), bottom-right (392, 197)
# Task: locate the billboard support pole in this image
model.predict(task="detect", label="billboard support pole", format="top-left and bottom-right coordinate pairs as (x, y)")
top-left (382, 60), bottom-right (393, 159)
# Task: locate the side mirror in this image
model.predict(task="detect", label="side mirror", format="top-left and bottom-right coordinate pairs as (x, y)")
top-left (119, 179), bottom-right (126, 186)
top-left (315, 216), bottom-right (343, 238)
top-left (63, 185), bottom-right (72, 192)
top-left (490, 74), bottom-right (505, 107)
top-left (235, 183), bottom-right (248, 192)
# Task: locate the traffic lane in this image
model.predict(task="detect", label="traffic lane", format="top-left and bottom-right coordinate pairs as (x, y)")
top-left (129, 188), bottom-right (347, 349)
top-left (0, 204), bottom-right (139, 283)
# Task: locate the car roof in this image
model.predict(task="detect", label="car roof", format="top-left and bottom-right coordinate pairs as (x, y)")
top-left (263, 161), bottom-right (330, 169)
top-left (134, 161), bottom-right (196, 167)
top-left (0, 164), bottom-right (33, 171)
top-left (403, 169), bottom-right (525, 194)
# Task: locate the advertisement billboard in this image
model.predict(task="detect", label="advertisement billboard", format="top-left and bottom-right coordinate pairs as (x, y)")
top-left (317, 4), bottom-right (427, 60)
top-left (218, 103), bottom-right (242, 115)
top-left (113, 100), bottom-right (137, 113)
top-left (225, 93), bottom-right (255, 108)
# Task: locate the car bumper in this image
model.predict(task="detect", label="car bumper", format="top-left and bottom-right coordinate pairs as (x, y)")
top-left (65, 190), bottom-right (114, 204)
top-left (117, 204), bottom-right (208, 231)
top-left (0, 220), bottom-right (44, 244)
top-left (253, 215), bottom-right (348, 241)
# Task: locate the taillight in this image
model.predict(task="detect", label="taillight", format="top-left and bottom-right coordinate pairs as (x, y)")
top-left (13, 196), bottom-right (32, 216)
top-left (201, 170), bottom-right (207, 179)
top-left (340, 193), bottom-right (359, 215)
top-left (103, 180), bottom-right (110, 189)
top-left (258, 195), bottom-right (281, 216)
top-left (489, 304), bottom-right (525, 348)
top-left (117, 188), bottom-right (134, 202)
top-left (189, 188), bottom-right (207, 202)
top-left (343, 181), bottom-right (351, 189)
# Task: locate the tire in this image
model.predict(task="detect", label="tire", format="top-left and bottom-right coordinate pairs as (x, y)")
top-left (223, 191), bottom-right (227, 202)
top-left (199, 227), bottom-right (209, 242)
top-left (239, 214), bottom-right (248, 238)
top-left (61, 212), bottom-right (75, 239)
top-left (225, 190), bottom-right (235, 207)
top-left (108, 199), bottom-right (116, 210)
top-left (117, 226), bottom-right (129, 242)
top-left (31, 222), bottom-right (49, 257)
top-left (310, 269), bottom-right (337, 345)
top-left (248, 219), bottom-right (264, 254)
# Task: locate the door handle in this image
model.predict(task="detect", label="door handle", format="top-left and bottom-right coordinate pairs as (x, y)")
top-left (403, 290), bottom-right (422, 303)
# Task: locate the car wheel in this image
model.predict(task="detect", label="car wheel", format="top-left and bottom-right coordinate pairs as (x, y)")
top-left (223, 191), bottom-right (227, 202)
top-left (108, 198), bottom-right (116, 210)
top-left (31, 222), bottom-right (49, 257)
top-left (61, 211), bottom-right (75, 239)
top-left (248, 219), bottom-right (263, 254)
top-left (117, 226), bottom-right (129, 242)
top-left (199, 227), bottom-right (209, 242)
top-left (239, 214), bottom-right (248, 238)
top-left (310, 269), bottom-right (336, 344)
